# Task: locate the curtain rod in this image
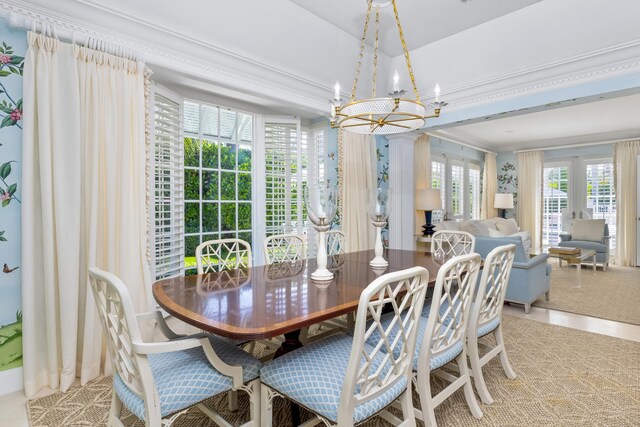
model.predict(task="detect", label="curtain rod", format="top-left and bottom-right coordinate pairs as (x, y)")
top-left (423, 132), bottom-right (496, 155)
top-left (513, 137), bottom-right (638, 153)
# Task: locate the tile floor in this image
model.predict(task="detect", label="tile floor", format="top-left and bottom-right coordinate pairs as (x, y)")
top-left (2, 304), bottom-right (639, 427)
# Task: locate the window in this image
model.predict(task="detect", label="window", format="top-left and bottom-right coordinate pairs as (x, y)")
top-left (543, 164), bottom-right (569, 246)
top-left (264, 119), bottom-right (307, 236)
top-left (183, 101), bottom-right (254, 275)
top-left (585, 161), bottom-right (616, 249)
top-left (432, 156), bottom-right (480, 221)
top-left (151, 87), bottom-right (184, 280)
top-left (468, 164), bottom-right (481, 220)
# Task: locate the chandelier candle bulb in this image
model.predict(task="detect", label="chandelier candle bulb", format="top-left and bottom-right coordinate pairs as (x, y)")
top-left (334, 81), bottom-right (341, 100)
top-left (393, 71), bottom-right (400, 92)
top-left (435, 83), bottom-right (441, 103)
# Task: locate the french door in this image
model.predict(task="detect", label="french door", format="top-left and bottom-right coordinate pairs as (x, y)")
top-left (542, 157), bottom-right (616, 250)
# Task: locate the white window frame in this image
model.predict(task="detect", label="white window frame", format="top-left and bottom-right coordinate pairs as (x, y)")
top-left (432, 154), bottom-right (481, 222)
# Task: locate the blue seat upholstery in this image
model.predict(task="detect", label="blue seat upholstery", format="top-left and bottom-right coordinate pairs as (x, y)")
top-left (475, 236), bottom-right (550, 313)
top-left (260, 334), bottom-right (407, 423)
top-left (558, 223), bottom-right (610, 269)
top-left (113, 335), bottom-right (261, 421)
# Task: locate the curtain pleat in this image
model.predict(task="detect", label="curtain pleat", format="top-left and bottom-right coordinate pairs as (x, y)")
top-left (21, 32), bottom-right (151, 397)
top-left (341, 131), bottom-right (377, 251)
top-left (614, 140), bottom-right (640, 266)
top-left (517, 151), bottom-right (544, 252)
top-left (481, 153), bottom-right (498, 219)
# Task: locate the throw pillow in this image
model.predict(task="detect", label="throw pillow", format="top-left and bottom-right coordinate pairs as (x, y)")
top-left (496, 218), bottom-right (519, 235)
top-left (487, 228), bottom-right (504, 238)
top-left (571, 219), bottom-right (605, 242)
top-left (459, 221), bottom-right (490, 237)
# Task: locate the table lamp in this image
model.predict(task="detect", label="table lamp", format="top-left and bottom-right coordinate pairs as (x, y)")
top-left (416, 188), bottom-right (442, 236)
top-left (494, 193), bottom-right (514, 219)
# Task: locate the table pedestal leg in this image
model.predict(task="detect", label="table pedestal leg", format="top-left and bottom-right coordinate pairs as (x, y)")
top-left (273, 330), bottom-right (303, 425)
top-left (573, 263), bottom-right (582, 288)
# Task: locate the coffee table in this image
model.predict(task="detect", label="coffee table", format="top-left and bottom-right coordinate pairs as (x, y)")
top-left (546, 248), bottom-right (596, 287)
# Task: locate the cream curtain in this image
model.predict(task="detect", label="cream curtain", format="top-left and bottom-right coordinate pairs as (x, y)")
top-left (22, 32), bottom-right (151, 397)
top-left (414, 134), bottom-right (431, 234)
top-left (481, 153), bottom-right (498, 219)
top-left (614, 140), bottom-right (640, 266)
top-left (341, 131), bottom-right (377, 251)
top-left (517, 151), bottom-right (544, 252)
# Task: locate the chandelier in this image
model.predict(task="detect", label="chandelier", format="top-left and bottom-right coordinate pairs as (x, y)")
top-left (330, 0), bottom-right (446, 135)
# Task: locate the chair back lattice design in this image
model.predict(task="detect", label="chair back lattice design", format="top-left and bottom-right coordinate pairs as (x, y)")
top-left (471, 244), bottom-right (516, 331)
top-left (88, 268), bottom-right (151, 398)
top-left (264, 234), bottom-right (306, 264)
top-left (325, 230), bottom-right (347, 256)
top-left (419, 253), bottom-right (481, 365)
top-left (431, 231), bottom-right (476, 260)
top-left (339, 267), bottom-right (429, 422)
top-left (196, 239), bottom-right (252, 274)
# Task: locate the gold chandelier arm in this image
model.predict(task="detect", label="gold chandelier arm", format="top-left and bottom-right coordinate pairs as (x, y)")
top-left (392, 0), bottom-right (421, 101)
top-left (351, 0), bottom-right (373, 102)
top-left (372, 5), bottom-right (380, 98)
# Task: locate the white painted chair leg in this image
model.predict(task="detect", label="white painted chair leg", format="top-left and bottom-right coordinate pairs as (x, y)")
top-left (467, 337), bottom-right (493, 405)
top-left (108, 390), bottom-right (124, 427)
top-left (399, 388), bottom-right (417, 427)
top-left (416, 371), bottom-right (438, 427)
top-left (260, 384), bottom-right (273, 427)
top-left (495, 325), bottom-right (517, 380)
top-left (228, 390), bottom-right (238, 411)
top-left (248, 379), bottom-right (261, 426)
top-left (524, 303), bottom-right (531, 314)
top-left (457, 350), bottom-right (483, 419)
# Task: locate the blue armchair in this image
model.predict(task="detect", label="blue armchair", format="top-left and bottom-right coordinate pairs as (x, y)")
top-left (558, 223), bottom-right (610, 271)
top-left (475, 237), bottom-right (551, 314)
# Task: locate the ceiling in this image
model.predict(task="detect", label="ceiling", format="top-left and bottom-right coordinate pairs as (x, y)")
top-left (430, 91), bottom-right (640, 151)
top-left (289, 0), bottom-right (541, 57)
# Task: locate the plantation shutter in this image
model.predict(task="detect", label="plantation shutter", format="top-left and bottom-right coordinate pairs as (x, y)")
top-left (150, 85), bottom-right (184, 279)
top-left (263, 118), bottom-right (305, 237)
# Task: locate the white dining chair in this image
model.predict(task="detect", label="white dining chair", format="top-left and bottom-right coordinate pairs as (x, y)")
top-left (260, 266), bottom-right (429, 427)
top-left (196, 238), bottom-right (252, 273)
top-left (467, 243), bottom-right (517, 405)
top-left (431, 230), bottom-right (476, 258)
top-left (88, 267), bottom-right (262, 427)
top-left (415, 253), bottom-right (483, 427)
top-left (263, 233), bottom-right (306, 264)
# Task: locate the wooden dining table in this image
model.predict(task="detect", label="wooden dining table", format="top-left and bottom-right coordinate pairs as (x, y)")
top-left (153, 249), bottom-right (444, 346)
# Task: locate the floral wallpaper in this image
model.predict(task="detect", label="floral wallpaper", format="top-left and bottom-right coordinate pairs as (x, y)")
top-left (0, 23), bottom-right (25, 373)
top-left (497, 153), bottom-right (518, 219)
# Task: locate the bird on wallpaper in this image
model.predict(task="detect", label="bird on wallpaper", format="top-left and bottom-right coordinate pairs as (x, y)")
top-left (3, 263), bottom-right (18, 273)
top-left (327, 152), bottom-right (335, 160)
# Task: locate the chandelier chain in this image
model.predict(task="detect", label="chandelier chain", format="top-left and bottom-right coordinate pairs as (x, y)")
top-left (392, 0), bottom-right (421, 100)
top-left (372, 6), bottom-right (380, 98)
top-left (351, 0), bottom-right (373, 101)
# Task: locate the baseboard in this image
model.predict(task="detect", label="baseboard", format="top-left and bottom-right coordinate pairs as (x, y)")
top-left (0, 367), bottom-right (23, 396)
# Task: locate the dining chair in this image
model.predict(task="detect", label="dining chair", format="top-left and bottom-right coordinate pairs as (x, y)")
top-left (415, 253), bottom-right (483, 427)
top-left (325, 229), bottom-right (347, 256)
top-left (431, 230), bottom-right (476, 259)
top-left (260, 266), bottom-right (430, 427)
top-left (88, 267), bottom-right (262, 427)
top-left (263, 233), bottom-right (306, 264)
top-left (196, 238), bottom-right (252, 273)
top-left (467, 243), bottom-right (517, 405)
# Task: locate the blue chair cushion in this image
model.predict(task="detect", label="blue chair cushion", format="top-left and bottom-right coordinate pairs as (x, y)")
top-left (260, 334), bottom-right (407, 423)
top-left (113, 335), bottom-right (261, 421)
top-left (558, 240), bottom-right (606, 253)
top-left (365, 310), bottom-right (463, 371)
top-left (477, 316), bottom-right (501, 338)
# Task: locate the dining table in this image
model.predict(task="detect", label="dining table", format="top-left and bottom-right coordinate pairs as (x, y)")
top-left (152, 249), bottom-right (444, 349)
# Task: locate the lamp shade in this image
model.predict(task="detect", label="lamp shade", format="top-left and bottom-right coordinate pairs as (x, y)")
top-left (494, 193), bottom-right (514, 209)
top-left (415, 188), bottom-right (442, 210)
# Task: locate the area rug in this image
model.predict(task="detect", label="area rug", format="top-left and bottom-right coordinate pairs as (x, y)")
top-left (27, 315), bottom-right (640, 426)
top-left (533, 263), bottom-right (640, 325)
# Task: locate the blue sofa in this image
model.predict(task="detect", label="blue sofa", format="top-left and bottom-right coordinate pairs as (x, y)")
top-left (475, 236), bottom-right (551, 314)
top-left (558, 224), bottom-right (610, 271)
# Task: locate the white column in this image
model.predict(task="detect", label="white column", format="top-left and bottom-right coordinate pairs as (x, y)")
top-left (387, 133), bottom-right (417, 250)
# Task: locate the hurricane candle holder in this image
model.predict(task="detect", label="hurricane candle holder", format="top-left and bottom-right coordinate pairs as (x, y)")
top-left (368, 188), bottom-right (391, 268)
top-left (305, 184), bottom-right (337, 282)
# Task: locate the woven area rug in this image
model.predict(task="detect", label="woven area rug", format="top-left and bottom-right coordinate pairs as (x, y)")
top-left (533, 263), bottom-right (640, 325)
top-left (27, 315), bottom-right (640, 426)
